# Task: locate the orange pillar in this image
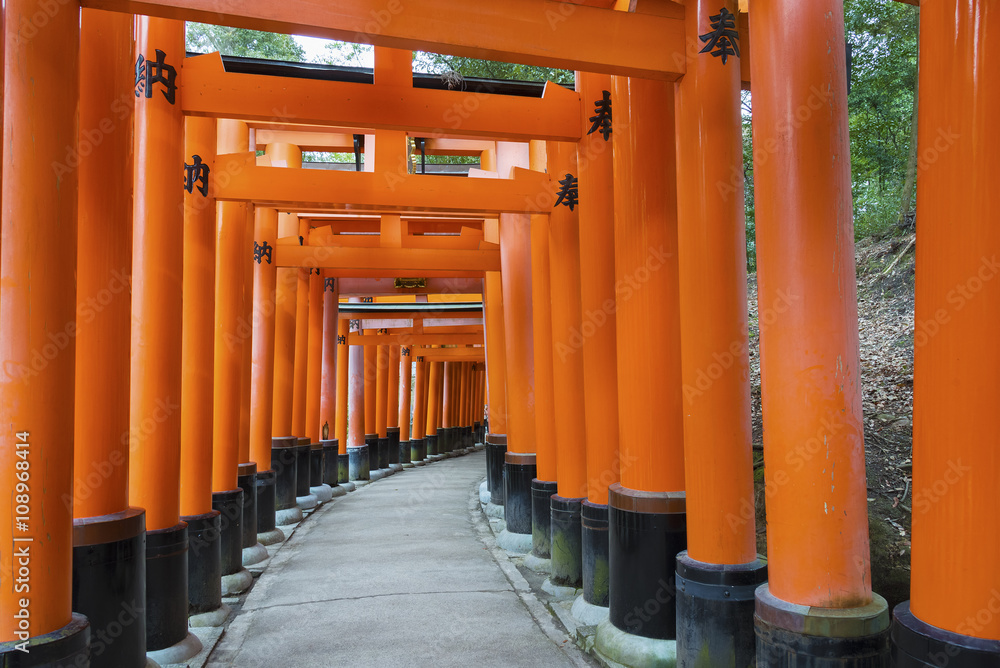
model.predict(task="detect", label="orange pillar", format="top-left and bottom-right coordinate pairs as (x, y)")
top-left (600, 74), bottom-right (686, 644)
top-left (319, 278), bottom-right (340, 485)
top-left (181, 116), bottom-right (217, 518)
top-left (71, 10), bottom-right (146, 665)
top-left (673, 2), bottom-right (765, 661)
top-left (347, 309), bottom-right (370, 478)
top-left (398, 346), bottom-right (413, 464)
top-left (387, 344), bottom-right (402, 466)
top-left (292, 220), bottom-right (311, 438)
top-left (214, 119), bottom-right (249, 496)
top-left (572, 72), bottom-right (622, 610)
top-left (750, 0), bottom-right (887, 659)
top-left (484, 272), bottom-right (509, 502)
top-left (375, 342), bottom-right (390, 469)
top-left (269, 144), bottom-right (302, 441)
top-left (335, 318), bottom-right (350, 453)
top-left (305, 271), bottom-right (324, 443)
top-left (426, 360), bottom-right (442, 456)
top-left (0, 0), bottom-right (85, 652)
top-left (364, 335), bottom-right (377, 437)
top-left (411, 355), bottom-right (428, 461)
top-left (897, 0), bottom-right (1000, 657)
top-left (129, 16), bottom-right (201, 657)
top-left (239, 205), bottom-right (255, 466)
top-left (250, 204), bottom-right (283, 541)
top-left (545, 141), bottom-right (587, 580)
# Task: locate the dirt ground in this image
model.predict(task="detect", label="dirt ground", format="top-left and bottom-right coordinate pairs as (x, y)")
top-left (748, 235), bottom-right (916, 611)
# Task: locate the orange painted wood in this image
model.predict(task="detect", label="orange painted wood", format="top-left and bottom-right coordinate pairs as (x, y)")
top-left (399, 346), bottom-right (413, 440)
top-left (129, 17), bottom-right (186, 532)
top-left (305, 270), bottom-right (324, 442)
top-left (610, 75), bottom-right (685, 494)
top-left (484, 273), bottom-right (509, 436)
top-left (750, 0), bottom-right (871, 607)
top-left (250, 206), bottom-right (279, 469)
top-left (0, 0), bottom-right (80, 639)
top-left (576, 73), bottom-right (621, 506)
top-left (376, 344), bottom-right (390, 437)
top-left (910, 0), bottom-right (999, 638)
top-left (413, 356), bottom-right (428, 440)
top-left (292, 220), bottom-right (311, 438)
top-left (320, 279), bottom-right (339, 441)
top-left (364, 335), bottom-right (378, 436)
top-left (388, 345), bottom-right (401, 429)
top-left (74, 8), bottom-right (134, 520)
top-left (335, 317), bottom-right (350, 452)
top-left (181, 115), bottom-right (218, 515)
top-left (675, 0), bottom-right (756, 566)
top-left (347, 311), bottom-right (367, 448)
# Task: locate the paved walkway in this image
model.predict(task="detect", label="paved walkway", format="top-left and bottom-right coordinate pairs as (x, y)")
top-left (206, 452), bottom-right (589, 668)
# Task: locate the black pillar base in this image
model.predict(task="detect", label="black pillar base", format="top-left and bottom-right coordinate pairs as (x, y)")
top-left (474, 421), bottom-right (482, 444)
top-left (309, 444), bottom-right (323, 487)
top-left (411, 438), bottom-right (427, 462)
top-left (348, 444), bottom-right (370, 480)
top-left (426, 434), bottom-right (439, 457)
top-left (211, 489), bottom-right (243, 577)
top-left (608, 484), bottom-right (687, 640)
top-left (236, 463), bottom-right (256, 550)
top-left (464, 426), bottom-right (475, 449)
top-left (388, 427), bottom-right (401, 465)
top-left (400, 439), bottom-right (412, 464)
top-left (337, 452), bottom-right (350, 483)
top-left (378, 437), bottom-right (390, 469)
top-left (582, 500), bottom-right (610, 607)
top-left (272, 437), bottom-right (298, 511)
top-left (486, 434), bottom-right (507, 505)
top-left (0, 613), bottom-right (90, 667)
top-left (183, 511), bottom-right (222, 616)
top-left (321, 439), bottom-right (339, 486)
top-left (145, 522), bottom-right (189, 652)
top-left (531, 479), bottom-right (558, 559)
top-left (294, 438), bottom-right (311, 497)
top-left (551, 495), bottom-right (584, 587)
top-left (364, 434), bottom-right (379, 469)
top-left (675, 551), bottom-right (767, 667)
top-left (71, 508), bottom-right (145, 668)
top-left (892, 601), bottom-right (1000, 667)
top-left (503, 452), bottom-right (536, 535)
top-left (755, 584), bottom-right (890, 667)
top-left (437, 427), bottom-right (449, 453)
top-left (255, 470), bottom-right (277, 534)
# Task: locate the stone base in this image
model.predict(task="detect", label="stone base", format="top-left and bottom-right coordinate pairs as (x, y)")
top-left (311, 484), bottom-right (334, 503)
top-left (276, 507), bottom-right (304, 526)
top-left (497, 529), bottom-right (533, 555)
top-left (523, 552), bottom-right (552, 574)
top-left (221, 568), bottom-right (253, 596)
top-left (146, 632), bottom-right (203, 666)
top-left (573, 594), bottom-right (610, 627)
top-left (479, 480), bottom-right (491, 505)
top-left (339, 482), bottom-right (356, 493)
top-left (257, 527), bottom-right (285, 546)
top-left (428, 454), bottom-right (445, 461)
top-left (330, 485), bottom-right (347, 498)
top-left (542, 578), bottom-right (581, 601)
top-left (754, 584), bottom-right (890, 667)
top-left (296, 493), bottom-right (319, 510)
top-left (389, 463), bottom-right (403, 473)
top-left (595, 619), bottom-right (677, 668)
top-left (485, 502), bottom-right (505, 519)
top-left (242, 542), bottom-right (269, 567)
top-left (369, 469), bottom-right (388, 482)
top-left (189, 602), bottom-right (231, 628)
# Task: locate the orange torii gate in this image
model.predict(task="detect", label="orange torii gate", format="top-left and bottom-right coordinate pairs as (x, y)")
top-left (3, 1), bottom-right (997, 668)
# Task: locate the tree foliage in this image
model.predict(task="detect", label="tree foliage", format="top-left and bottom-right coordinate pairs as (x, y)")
top-left (186, 23), bottom-right (306, 61)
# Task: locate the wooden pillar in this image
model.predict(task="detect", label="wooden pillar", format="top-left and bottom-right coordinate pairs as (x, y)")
top-left (291, 218), bottom-right (311, 439)
top-left (0, 0), bottom-right (85, 651)
top-left (305, 270), bottom-right (324, 443)
top-left (750, 0), bottom-right (888, 660)
top-left (250, 206), bottom-right (278, 470)
top-left (897, 0), bottom-right (1000, 659)
top-left (181, 116), bottom-right (218, 517)
top-left (335, 317), bottom-right (350, 453)
top-left (320, 278), bottom-right (340, 442)
top-left (130, 17), bottom-right (200, 656)
top-left (214, 120), bottom-right (248, 494)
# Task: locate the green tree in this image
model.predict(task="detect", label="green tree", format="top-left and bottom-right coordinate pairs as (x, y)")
top-left (186, 23), bottom-right (306, 61)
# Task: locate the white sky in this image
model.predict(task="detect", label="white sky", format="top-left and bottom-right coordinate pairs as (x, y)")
top-left (294, 35), bottom-right (375, 67)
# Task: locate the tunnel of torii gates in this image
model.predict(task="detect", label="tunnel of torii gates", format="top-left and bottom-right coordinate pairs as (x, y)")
top-left (0, 0), bottom-right (996, 666)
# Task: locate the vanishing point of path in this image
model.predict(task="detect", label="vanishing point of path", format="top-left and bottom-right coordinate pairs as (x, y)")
top-left (205, 451), bottom-right (592, 668)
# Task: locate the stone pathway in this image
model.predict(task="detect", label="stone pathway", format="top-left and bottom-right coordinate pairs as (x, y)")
top-left (204, 452), bottom-right (591, 667)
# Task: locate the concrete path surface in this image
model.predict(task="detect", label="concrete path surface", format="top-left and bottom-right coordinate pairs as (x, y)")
top-left (205, 451), bottom-right (591, 668)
